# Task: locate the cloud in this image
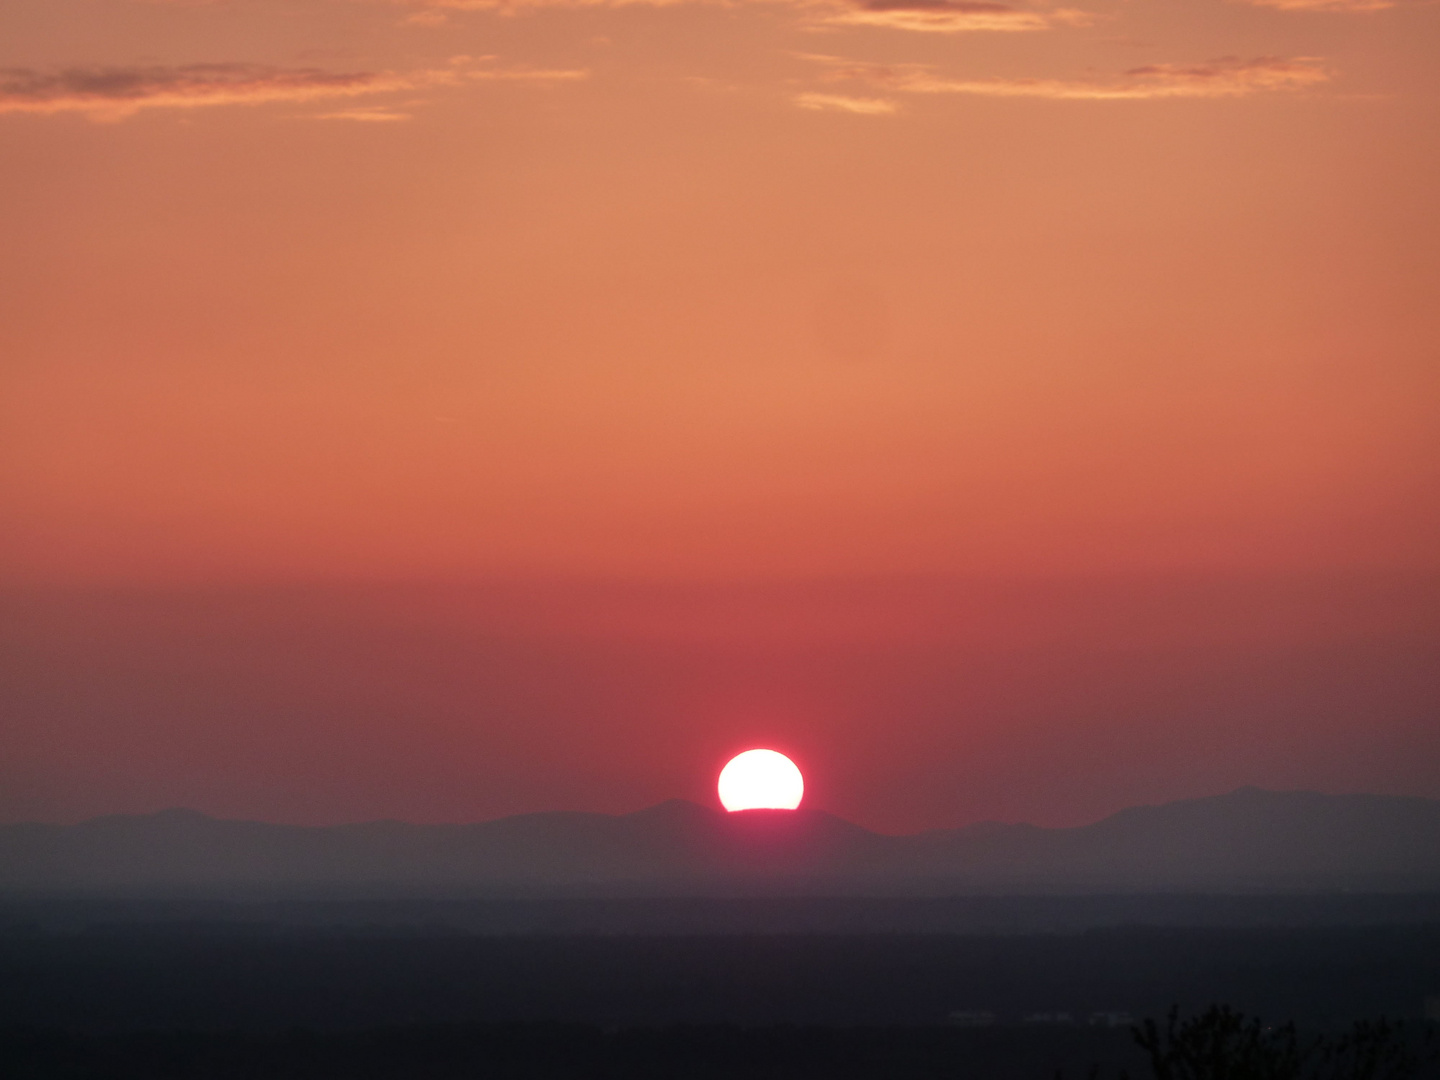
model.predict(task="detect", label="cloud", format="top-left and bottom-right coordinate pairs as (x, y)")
top-left (795, 91), bottom-right (899, 113)
top-left (453, 63), bottom-right (589, 81)
top-left (314, 108), bottom-right (413, 121)
top-left (395, 0), bottom-right (1091, 26)
top-left (394, 0), bottom-right (690, 8)
top-left (1239, 0), bottom-right (1392, 10)
top-left (813, 54), bottom-right (1331, 100)
top-left (0, 64), bottom-right (404, 119)
top-left (817, 0), bottom-right (1080, 32)
top-left (0, 59), bottom-right (588, 120)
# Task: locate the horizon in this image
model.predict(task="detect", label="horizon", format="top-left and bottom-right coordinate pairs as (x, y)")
top-left (10, 782), bottom-right (1436, 834)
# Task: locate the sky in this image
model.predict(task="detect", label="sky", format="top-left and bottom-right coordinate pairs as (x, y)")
top-left (0, 0), bottom-right (1437, 833)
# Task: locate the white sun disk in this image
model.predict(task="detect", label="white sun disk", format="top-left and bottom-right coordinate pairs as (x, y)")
top-left (717, 749), bottom-right (804, 811)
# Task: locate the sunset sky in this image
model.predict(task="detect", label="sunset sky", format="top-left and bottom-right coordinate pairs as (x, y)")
top-left (1, 0), bottom-right (1437, 832)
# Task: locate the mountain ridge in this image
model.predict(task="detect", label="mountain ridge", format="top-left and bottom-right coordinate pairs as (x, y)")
top-left (2, 788), bottom-right (1437, 897)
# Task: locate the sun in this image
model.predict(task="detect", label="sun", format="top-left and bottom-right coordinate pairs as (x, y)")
top-left (717, 749), bottom-right (804, 811)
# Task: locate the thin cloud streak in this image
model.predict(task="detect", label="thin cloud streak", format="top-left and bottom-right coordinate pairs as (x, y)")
top-left (795, 91), bottom-right (899, 113)
top-left (1241, 0), bottom-right (1393, 10)
top-left (393, 0), bottom-right (692, 8)
top-left (397, 0), bottom-right (1087, 30)
top-left (815, 55), bottom-right (1331, 100)
top-left (314, 108), bottom-right (414, 121)
top-left (151, 0), bottom-right (1092, 32)
top-left (0, 59), bottom-right (587, 120)
top-left (0, 64), bottom-right (405, 119)
top-left (821, 2), bottom-right (1051, 32)
top-left (458, 64), bottom-right (589, 81)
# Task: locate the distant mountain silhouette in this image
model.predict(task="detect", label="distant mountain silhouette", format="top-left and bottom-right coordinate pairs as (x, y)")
top-left (1, 788), bottom-right (1437, 897)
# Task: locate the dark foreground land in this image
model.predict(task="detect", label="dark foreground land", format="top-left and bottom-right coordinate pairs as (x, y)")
top-left (1, 900), bottom-right (1438, 1077)
top-left (3, 922), bottom-right (1438, 1029)
top-left (0, 1024), bottom-right (1152, 1080)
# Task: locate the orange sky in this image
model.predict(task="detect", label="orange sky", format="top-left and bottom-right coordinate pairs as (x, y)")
top-left (0, 0), bottom-right (1437, 829)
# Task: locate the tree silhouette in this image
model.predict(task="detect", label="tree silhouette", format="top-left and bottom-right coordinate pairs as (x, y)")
top-left (1128, 1007), bottom-right (1434, 1080)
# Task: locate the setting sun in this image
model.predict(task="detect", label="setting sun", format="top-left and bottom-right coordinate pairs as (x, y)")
top-left (717, 750), bottom-right (805, 811)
